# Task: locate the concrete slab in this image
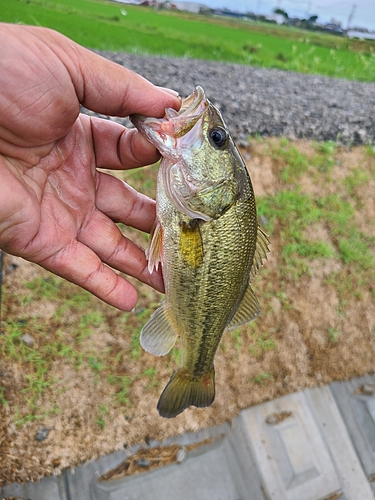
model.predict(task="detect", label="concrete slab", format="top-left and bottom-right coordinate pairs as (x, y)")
top-left (91, 434), bottom-right (249, 500)
top-left (0, 474), bottom-right (67, 500)
top-left (305, 386), bottom-right (374, 499)
top-left (64, 424), bottom-right (233, 500)
top-left (331, 375), bottom-right (375, 491)
top-left (225, 416), bottom-right (264, 500)
top-left (240, 390), bottom-right (343, 500)
top-left (64, 448), bottom-right (131, 500)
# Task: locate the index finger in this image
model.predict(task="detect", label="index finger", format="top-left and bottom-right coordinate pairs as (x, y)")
top-left (90, 116), bottom-right (161, 171)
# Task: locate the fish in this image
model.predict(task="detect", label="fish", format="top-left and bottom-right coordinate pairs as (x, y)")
top-left (130, 86), bottom-right (269, 418)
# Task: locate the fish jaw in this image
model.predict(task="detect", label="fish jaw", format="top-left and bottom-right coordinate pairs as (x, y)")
top-left (130, 86), bottom-right (208, 162)
top-left (129, 115), bottom-right (178, 161)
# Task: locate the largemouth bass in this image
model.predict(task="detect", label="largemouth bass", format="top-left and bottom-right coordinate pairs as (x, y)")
top-left (130, 86), bottom-right (269, 418)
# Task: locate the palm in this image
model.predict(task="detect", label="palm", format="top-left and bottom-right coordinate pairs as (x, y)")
top-left (1, 112), bottom-right (162, 310)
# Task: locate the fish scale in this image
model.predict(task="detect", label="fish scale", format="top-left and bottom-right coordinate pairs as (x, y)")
top-left (130, 86), bottom-right (269, 418)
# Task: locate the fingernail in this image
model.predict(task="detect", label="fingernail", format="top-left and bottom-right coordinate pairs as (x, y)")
top-left (158, 86), bottom-right (179, 97)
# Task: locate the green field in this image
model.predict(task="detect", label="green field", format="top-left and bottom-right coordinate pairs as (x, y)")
top-left (2, 0), bottom-right (375, 81)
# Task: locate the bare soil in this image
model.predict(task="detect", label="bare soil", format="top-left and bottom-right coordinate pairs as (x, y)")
top-left (0, 138), bottom-right (374, 485)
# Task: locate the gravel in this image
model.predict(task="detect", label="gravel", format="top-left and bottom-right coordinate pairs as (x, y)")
top-left (87, 51), bottom-right (375, 146)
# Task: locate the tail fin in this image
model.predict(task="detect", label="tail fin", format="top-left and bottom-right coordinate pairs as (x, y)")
top-left (157, 367), bottom-right (215, 418)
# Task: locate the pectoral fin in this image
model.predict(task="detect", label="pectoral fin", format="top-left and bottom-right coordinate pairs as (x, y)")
top-left (145, 220), bottom-right (163, 274)
top-left (140, 302), bottom-right (178, 356)
top-left (226, 283), bottom-right (260, 331)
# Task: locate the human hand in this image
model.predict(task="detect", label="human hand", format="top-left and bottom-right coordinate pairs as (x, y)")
top-left (0, 23), bottom-right (180, 310)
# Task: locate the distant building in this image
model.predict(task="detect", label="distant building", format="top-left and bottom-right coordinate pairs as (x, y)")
top-left (264, 13), bottom-right (285, 25)
top-left (210, 8), bottom-right (250, 19)
top-left (111, 0), bottom-right (140, 3)
top-left (324, 23), bottom-right (343, 33)
top-left (173, 1), bottom-right (207, 13)
top-left (347, 30), bottom-right (375, 40)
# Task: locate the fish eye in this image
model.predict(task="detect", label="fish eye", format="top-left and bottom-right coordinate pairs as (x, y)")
top-left (208, 126), bottom-right (228, 149)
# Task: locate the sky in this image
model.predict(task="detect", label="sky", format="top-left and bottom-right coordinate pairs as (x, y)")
top-left (201, 0), bottom-right (375, 32)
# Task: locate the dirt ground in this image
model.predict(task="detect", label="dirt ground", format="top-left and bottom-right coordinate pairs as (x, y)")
top-left (0, 138), bottom-right (374, 485)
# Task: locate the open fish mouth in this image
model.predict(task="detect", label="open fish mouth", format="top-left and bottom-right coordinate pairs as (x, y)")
top-left (130, 86), bottom-right (208, 155)
top-left (177, 85), bottom-right (206, 117)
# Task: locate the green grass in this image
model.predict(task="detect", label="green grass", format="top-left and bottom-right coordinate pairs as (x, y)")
top-left (248, 331), bottom-right (277, 358)
top-left (258, 189), bottom-right (373, 274)
top-left (275, 140), bottom-right (310, 182)
top-left (311, 141), bottom-right (337, 173)
top-left (95, 403), bottom-right (109, 429)
top-left (0, 273), bottom-right (160, 424)
top-left (254, 139), bottom-right (375, 323)
top-left (1, 0), bottom-right (375, 81)
top-left (25, 276), bottom-right (62, 299)
top-left (259, 191), bottom-right (321, 242)
top-left (252, 371), bottom-right (273, 385)
top-left (231, 328), bottom-right (243, 349)
top-left (257, 140), bottom-right (375, 278)
top-left (327, 326), bottom-right (342, 343)
top-left (343, 167), bottom-right (370, 198)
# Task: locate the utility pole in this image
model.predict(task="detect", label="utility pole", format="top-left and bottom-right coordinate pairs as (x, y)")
top-left (347, 3), bottom-right (357, 30)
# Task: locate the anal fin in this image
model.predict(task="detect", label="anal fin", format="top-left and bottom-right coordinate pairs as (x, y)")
top-left (140, 302), bottom-right (178, 356)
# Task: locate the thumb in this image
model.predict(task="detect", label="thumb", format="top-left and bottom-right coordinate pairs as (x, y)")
top-left (39, 27), bottom-right (181, 118)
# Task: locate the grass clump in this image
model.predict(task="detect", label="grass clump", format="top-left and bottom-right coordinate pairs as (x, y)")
top-left (252, 371), bottom-right (273, 385)
top-left (248, 329), bottom-right (277, 358)
top-left (253, 138), bottom-right (375, 318)
top-left (258, 178), bottom-right (373, 276)
top-left (343, 167), bottom-right (370, 198)
top-left (327, 326), bottom-right (343, 343)
top-left (95, 403), bottom-right (109, 429)
top-left (25, 276), bottom-right (62, 299)
top-left (272, 139), bottom-right (310, 182)
top-left (311, 141), bottom-right (337, 173)
top-left (258, 190), bottom-right (334, 275)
